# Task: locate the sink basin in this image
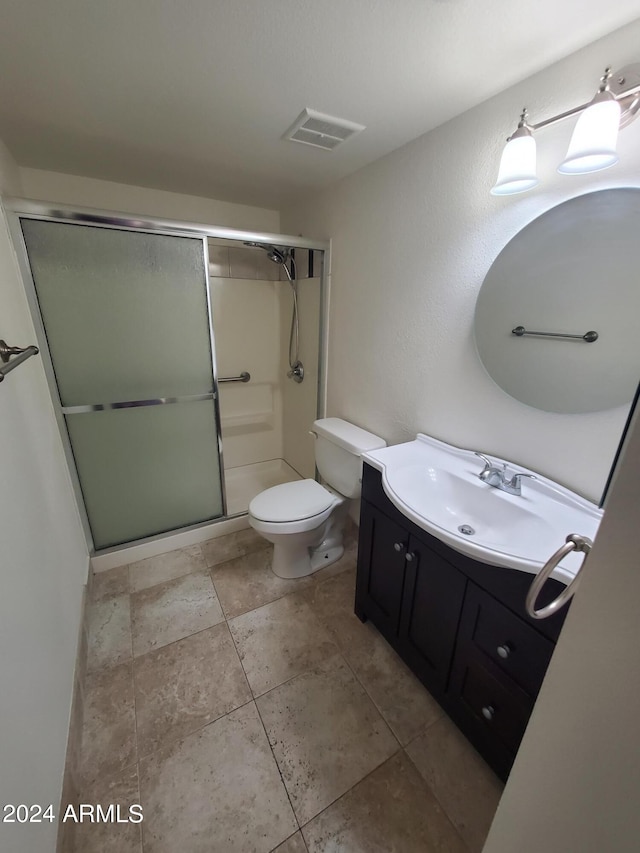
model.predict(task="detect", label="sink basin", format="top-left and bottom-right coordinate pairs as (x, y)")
top-left (362, 434), bottom-right (602, 584)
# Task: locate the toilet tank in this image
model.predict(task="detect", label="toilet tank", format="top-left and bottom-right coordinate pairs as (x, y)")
top-left (313, 418), bottom-right (386, 499)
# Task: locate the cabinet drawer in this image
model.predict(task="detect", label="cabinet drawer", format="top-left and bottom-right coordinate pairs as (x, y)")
top-left (454, 652), bottom-right (532, 757)
top-left (462, 583), bottom-right (555, 699)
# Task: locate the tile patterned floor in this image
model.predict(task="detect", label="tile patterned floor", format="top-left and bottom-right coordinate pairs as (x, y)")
top-left (74, 523), bottom-right (503, 853)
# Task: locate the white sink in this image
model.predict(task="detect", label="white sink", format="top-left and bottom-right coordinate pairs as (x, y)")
top-left (362, 434), bottom-right (602, 584)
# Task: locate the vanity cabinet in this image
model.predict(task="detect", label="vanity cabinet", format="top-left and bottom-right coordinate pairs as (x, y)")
top-left (356, 462), bottom-right (569, 781)
top-left (356, 503), bottom-right (466, 696)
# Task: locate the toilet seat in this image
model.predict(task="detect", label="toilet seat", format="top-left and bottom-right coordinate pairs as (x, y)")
top-left (247, 418), bottom-right (385, 579)
top-left (248, 479), bottom-right (342, 536)
top-left (250, 479), bottom-right (335, 522)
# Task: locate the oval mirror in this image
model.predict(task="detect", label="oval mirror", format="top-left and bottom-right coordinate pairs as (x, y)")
top-left (474, 188), bottom-right (640, 414)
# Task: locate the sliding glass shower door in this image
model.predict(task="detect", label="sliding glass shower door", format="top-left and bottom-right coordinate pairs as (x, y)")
top-left (20, 218), bottom-right (224, 549)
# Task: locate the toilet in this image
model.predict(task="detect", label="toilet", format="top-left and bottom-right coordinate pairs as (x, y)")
top-left (248, 417), bottom-right (386, 579)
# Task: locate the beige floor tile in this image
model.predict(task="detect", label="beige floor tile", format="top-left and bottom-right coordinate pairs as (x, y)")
top-left (272, 832), bottom-right (307, 853)
top-left (131, 570), bottom-right (225, 657)
top-left (211, 547), bottom-right (314, 619)
top-left (92, 565), bottom-right (130, 602)
top-left (128, 544), bottom-right (205, 593)
top-left (310, 530), bottom-right (359, 584)
top-left (86, 594), bottom-right (132, 672)
top-left (201, 527), bottom-right (268, 568)
top-left (349, 632), bottom-right (444, 746)
top-left (134, 623), bottom-right (251, 756)
top-left (303, 567), bottom-right (442, 744)
top-left (229, 593), bottom-right (340, 696)
top-left (256, 655), bottom-right (399, 825)
top-left (405, 715), bottom-right (504, 852)
top-left (81, 662), bottom-right (136, 786)
top-left (301, 568), bottom-right (372, 656)
top-left (139, 702), bottom-right (298, 853)
top-left (302, 565), bottom-right (361, 645)
top-left (347, 627), bottom-right (443, 745)
top-left (302, 751), bottom-right (466, 853)
top-left (75, 766), bottom-right (142, 853)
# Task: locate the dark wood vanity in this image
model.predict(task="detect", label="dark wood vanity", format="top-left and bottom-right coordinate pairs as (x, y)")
top-left (355, 462), bottom-right (569, 781)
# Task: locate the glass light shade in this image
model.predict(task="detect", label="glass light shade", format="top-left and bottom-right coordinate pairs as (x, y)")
top-left (491, 132), bottom-right (539, 196)
top-left (558, 92), bottom-right (621, 174)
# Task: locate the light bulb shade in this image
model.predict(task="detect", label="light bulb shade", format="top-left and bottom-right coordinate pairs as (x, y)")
top-left (558, 92), bottom-right (621, 174)
top-left (491, 132), bottom-right (538, 196)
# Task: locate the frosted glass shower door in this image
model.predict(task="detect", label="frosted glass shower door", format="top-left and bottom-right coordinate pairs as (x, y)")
top-left (21, 218), bottom-right (224, 549)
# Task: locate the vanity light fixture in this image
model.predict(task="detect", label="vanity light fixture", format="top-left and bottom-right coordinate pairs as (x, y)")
top-left (491, 65), bottom-right (640, 196)
top-left (491, 109), bottom-right (539, 196)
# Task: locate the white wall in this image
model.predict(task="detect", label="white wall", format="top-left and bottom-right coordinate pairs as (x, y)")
top-left (0, 145), bottom-right (89, 853)
top-left (19, 167), bottom-right (280, 233)
top-left (483, 404), bottom-right (640, 852)
top-left (281, 19), bottom-right (640, 503)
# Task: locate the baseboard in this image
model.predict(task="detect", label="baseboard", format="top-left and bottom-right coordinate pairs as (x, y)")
top-left (56, 582), bottom-right (89, 853)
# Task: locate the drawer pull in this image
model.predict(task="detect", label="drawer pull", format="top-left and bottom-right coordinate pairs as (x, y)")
top-left (481, 704), bottom-right (495, 721)
top-left (496, 644), bottom-right (511, 659)
top-left (405, 552), bottom-right (415, 562)
top-left (393, 542), bottom-right (405, 552)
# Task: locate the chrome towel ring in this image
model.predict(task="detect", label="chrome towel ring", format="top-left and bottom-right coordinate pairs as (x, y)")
top-left (526, 533), bottom-right (593, 620)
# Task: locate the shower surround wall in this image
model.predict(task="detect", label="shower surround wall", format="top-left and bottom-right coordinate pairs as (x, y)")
top-left (210, 243), bottom-right (284, 470)
top-left (280, 252), bottom-right (322, 480)
top-left (209, 242), bottom-right (321, 513)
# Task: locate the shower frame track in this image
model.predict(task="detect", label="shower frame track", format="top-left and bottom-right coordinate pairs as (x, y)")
top-left (5, 197), bottom-right (330, 557)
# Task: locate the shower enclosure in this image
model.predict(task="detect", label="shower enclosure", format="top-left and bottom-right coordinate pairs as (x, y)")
top-left (208, 237), bottom-right (323, 514)
top-left (7, 200), bottom-right (328, 554)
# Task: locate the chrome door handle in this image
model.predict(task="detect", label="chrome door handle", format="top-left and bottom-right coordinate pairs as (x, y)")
top-left (526, 533), bottom-right (593, 620)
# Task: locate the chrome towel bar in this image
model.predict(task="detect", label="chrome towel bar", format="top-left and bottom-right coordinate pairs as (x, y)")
top-left (512, 326), bottom-right (598, 343)
top-left (219, 372), bottom-right (251, 383)
top-left (0, 339), bottom-right (39, 382)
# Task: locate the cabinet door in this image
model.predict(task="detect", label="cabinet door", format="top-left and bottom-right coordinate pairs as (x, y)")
top-left (355, 502), bottom-right (409, 640)
top-left (397, 537), bottom-right (466, 695)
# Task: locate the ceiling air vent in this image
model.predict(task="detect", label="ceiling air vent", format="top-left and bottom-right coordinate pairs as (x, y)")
top-left (284, 108), bottom-right (365, 151)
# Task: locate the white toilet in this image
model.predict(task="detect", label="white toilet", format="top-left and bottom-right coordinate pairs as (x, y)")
top-left (248, 417), bottom-right (386, 579)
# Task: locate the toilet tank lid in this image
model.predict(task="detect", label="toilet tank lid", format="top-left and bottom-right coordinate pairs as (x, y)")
top-left (313, 418), bottom-right (386, 455)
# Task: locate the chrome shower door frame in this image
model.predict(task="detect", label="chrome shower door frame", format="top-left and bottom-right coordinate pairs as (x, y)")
top-left (5, 198), bottom-right (330, 555)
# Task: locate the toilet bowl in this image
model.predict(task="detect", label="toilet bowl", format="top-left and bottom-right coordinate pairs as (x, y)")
top-left (248, 418), bottom-right (386, 579)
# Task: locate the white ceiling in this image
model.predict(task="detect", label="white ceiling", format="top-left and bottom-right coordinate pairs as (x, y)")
top-left (1, 0), bottom-right (640, 209)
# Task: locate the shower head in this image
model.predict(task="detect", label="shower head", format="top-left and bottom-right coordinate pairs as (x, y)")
top-left (243, 241), bottom-right (288, 265)
top-left (268, 247), bottom-right (287, 264)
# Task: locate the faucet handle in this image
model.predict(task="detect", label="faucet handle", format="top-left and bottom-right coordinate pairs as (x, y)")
top-left (473, 450), bottom-right (493, 473)
top-left (474, 452), bottom-right (493, 479)
top-left (508, 471), bottom-right (536, 489)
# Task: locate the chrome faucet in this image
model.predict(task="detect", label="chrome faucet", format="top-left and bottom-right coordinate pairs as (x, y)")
top-left (474, 453), bottom-right (535, 497)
